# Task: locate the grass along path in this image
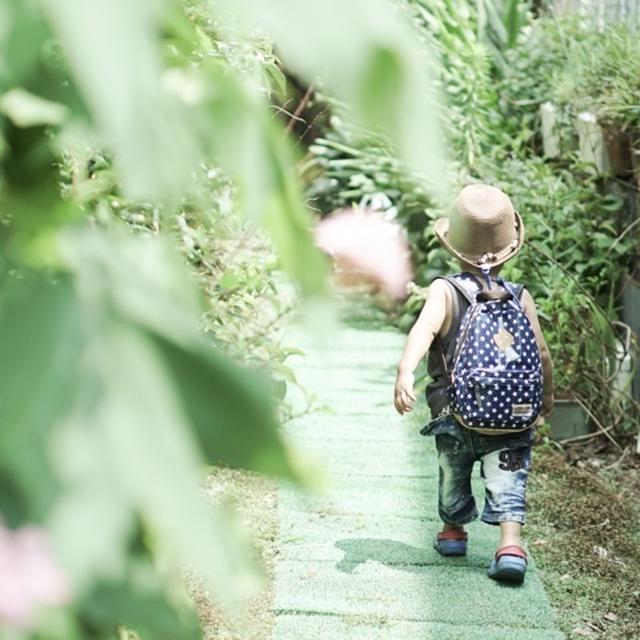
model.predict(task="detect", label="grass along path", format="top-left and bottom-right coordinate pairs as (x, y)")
top-left (273, 301), bottom-right (565, 639)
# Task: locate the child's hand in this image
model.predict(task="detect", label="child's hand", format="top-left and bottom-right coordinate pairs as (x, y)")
top-left (394, 371), bottom-right (417, 415)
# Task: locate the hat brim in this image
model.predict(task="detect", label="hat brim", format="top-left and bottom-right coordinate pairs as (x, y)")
top-left (433, 211), bottom-right (525, 269)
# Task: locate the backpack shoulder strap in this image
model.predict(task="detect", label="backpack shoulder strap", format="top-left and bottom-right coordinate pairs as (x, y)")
top-left (439, 274), bottom-right (476, 305)
top-left (498, 279), bottom-right (525, 307)
top-left (429, 276), bottom-right (469, 382)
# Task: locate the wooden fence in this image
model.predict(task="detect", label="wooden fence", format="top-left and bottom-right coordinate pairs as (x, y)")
top-left (552, 0), bottom-right (640, 29)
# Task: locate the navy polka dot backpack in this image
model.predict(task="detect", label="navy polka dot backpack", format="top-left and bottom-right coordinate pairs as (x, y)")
top-left (439, 272), bottom-right (543, 432)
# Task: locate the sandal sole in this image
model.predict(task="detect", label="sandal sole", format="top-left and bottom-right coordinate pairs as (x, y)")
top-left (433, 539), bottom-right (467, 556)
top-left (487, 556), bottom-right (527, 583)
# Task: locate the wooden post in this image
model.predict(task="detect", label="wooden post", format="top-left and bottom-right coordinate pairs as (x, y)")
top-left (575, 111), bottom-right (610, 173)
top-left (540, 102), bottom-right (560, 158)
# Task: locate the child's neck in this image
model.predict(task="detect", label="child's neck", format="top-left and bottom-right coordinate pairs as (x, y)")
top-left (457, 267), bottom-right (502, 290)
top-left (460, 268), bottom-right (490, 278)
top-left (458, 266), bottom-right (501, 278)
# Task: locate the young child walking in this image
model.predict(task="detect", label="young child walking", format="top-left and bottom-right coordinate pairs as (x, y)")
top-left (393, 184), bottom-right (554, 584)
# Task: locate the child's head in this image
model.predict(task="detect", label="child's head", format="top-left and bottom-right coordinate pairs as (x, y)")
top-left (434, 184), bottom-right (524, 272)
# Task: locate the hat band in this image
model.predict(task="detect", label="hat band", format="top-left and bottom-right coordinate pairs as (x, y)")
top-left (472, 239), bottom-right (519, 265)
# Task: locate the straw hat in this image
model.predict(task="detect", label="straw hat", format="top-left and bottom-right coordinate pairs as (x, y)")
top-left (434, 184), bottom-right (524, 269)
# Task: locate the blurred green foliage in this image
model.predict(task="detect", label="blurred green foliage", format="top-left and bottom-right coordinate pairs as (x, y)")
top-left (0, 0), bottom-right (450, 636)
top-left (552, 23), bottom-right (640, 132)
top-left (304, 5), bottom-right (639, 439)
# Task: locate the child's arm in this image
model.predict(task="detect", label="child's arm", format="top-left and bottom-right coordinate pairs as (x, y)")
top-left (394, 279), bottom-right (449, 415)
top-left (521, 289), bottom-right (554, 416)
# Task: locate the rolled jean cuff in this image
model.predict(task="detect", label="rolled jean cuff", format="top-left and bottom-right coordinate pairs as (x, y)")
top-left (440, 506), bottom-right (479, 526)
top-left (481, 512), bottom-right (526, 526)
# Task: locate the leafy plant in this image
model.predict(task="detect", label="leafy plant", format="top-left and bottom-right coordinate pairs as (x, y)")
top-left (497, 13), bottom-right (588, 154)
top-left (405, 0), bottom-right (499, 167)
top-left (304, 4), bottom-right (640, 443)
top-left (0, 0), bottom-right (453, 635)
top-left (554, 23), bottom-right (640, 131)
top-left (303, 0), bottom-right (503, 294)
top-left (477, 0), bottom-right (530, 73)
top-left (301, 121), bottom-right (450, 289)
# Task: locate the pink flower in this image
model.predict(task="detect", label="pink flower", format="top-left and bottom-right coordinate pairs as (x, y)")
top-left (0, 524), bottom-right (72, 629)
top-left (313, 207), bottom-right (413, 300)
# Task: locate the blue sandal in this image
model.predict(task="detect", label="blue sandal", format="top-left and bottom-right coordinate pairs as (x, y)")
top-left (433, 529), bottom-right (468, 556)
top-left (487, 544), bottom-right (528, 583)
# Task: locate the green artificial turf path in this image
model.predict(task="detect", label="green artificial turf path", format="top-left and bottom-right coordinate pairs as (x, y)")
top-left (274, 300), bottom-right (565, 639)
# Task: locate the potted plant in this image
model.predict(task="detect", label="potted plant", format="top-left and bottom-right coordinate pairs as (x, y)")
top-left (547, 395), bottom-right (591, 441)
top-left (622, 274), bottom-right (640, 403)
top-left (601, 120), bottom-right (633, 177)
top-left (536, 280), bottom-right (635, 443)
top-left (630, 132), bottom-right (640, 191)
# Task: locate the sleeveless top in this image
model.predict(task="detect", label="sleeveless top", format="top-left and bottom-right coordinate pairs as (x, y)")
top-left (424, 272), bottom-right (480, 418)
top-left (424, 272), bottom-right (527, 430)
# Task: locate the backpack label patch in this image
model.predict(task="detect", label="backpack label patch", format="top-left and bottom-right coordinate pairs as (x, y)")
top-left (511, 404), bottom-right (533, 417)
top-left (493, 328), bottom-right (514, 352)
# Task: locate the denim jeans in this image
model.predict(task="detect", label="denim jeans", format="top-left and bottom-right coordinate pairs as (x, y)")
top-left (423, 414), bottom-right (535, 527)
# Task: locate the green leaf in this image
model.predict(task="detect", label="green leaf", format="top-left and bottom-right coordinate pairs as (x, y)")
top-left (282, 347), bottom-right (305, 358)
top-left (503, 0), bottom-right (523, 48)
top-left (37, 0), bottom-right (201, 200)
top-left (0, 88), bottom-right (68, 127)
top-left (181, 62), bottom-right (326, 295)
top-left (79, 566), bottom-right (202, 640)
top-left (0, 227), bottom-right (316, 621)
top-left (264, 63), bottom-right (288, 98)
top-left (483, 0), bottom-right (508, 46)
top-left (0, 119), bottom-right (81, 240)
top-left (476, 0), bottom-right (487, 41)
top-left (48, 398), bottom-right (134, 589)
top-left (0, 276), bottom-right (83, 518)
top-left (270, 361), bottom-right (297, 384)
top-left (360, 47), bottom-right (404, 137)
top-left (262, 124), bottom-right (328, 295)
top-left (0, 0), bottom-right (49, 89)
top-left (272, 378), bottom-right (288, 401)
top-left (93, 322), bottom-right (261, 613)
top-left (148, 328), bottom-right (297, 477)
top-left (58, 227), bottom-right (202, 343)
top-left (58, 227), bottom-right (301, 477)
top-left (218, 270), bottom-right (241, 290)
